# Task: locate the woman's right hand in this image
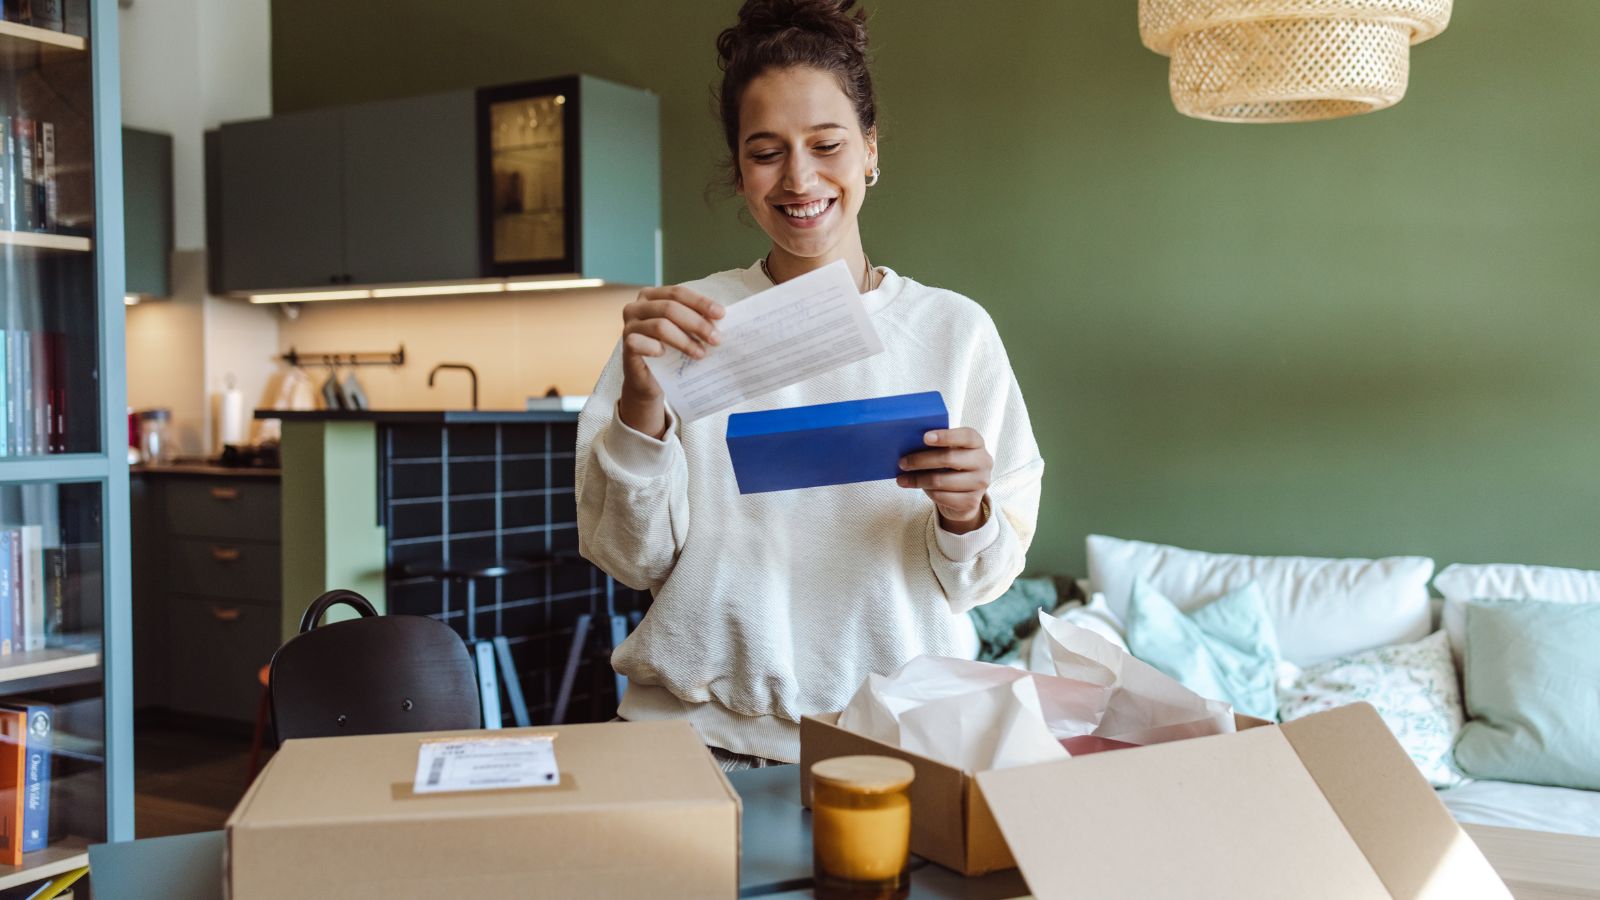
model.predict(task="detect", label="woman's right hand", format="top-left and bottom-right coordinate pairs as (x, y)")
top-left (618, 285), bottom-right (726, 438)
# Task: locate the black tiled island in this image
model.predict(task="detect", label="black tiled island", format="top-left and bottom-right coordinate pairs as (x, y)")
top-left (258, 409), bottom-right (644, 725)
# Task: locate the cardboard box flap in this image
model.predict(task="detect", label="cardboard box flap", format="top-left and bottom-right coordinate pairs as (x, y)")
top-left (1280, 703), bottom-right (1512, 900)
top-left (977, 725), bottom-right (1391, 899)
top-left (232, 721), bottom-right (732, 828)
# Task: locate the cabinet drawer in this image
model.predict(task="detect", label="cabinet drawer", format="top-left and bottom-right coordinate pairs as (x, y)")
top-left (168, 598), bottom-right (280, 724)
top-left (169, 538), bottom-right (280, 605)
top-left (163, 479), bottom-right (280, 541)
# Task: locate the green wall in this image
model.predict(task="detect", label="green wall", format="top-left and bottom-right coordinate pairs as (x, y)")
top-left (272, 1), bottom-right (1600, 576)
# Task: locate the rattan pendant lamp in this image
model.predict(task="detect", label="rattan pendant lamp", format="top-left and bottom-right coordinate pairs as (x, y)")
top-left (1139, 0), bottom-right (1453, 123)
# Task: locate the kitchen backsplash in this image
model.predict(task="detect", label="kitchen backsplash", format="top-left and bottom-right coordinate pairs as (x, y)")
top-left (273, 285), bottom-right (634, 411)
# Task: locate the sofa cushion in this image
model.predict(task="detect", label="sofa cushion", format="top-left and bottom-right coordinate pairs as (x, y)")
top-left (1433, 563), bottom-right (1600, 660)
top-left (1086, 535), bottom-right (1434, 666)
top-left (1454, 598), bottom-right (1600, 791)
top-left (1126, 579), bottom-right (1280, 720)
top-left (1277, 630), bottom-right (1464, 788)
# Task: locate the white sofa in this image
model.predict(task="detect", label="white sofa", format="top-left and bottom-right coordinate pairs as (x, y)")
top-left (1014, 536), bottom-right (1600, 839)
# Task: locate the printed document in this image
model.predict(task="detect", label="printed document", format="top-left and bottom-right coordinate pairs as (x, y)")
top-left (644, 259), bottom-right (884, 421)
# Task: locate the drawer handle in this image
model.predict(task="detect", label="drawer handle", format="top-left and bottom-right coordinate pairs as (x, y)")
top-left (209, 486), bottom-right (240, 501)
top-left (211, 606), bottom-right (242, 622)
top-left (210, 546), bottom-right (242, 563)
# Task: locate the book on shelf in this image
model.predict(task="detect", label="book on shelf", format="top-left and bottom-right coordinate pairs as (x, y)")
top-left (0, 706), bottom-right (24, 867)
top-left (5, 702), bottom-right (50, 853)
top-left (0, 115), bottom-right (63, 234)
top-left (0, 329), bottom-right (69, 457)
top-left (2, 0), bottom-right (65, 31)
top-left (29, 0), bottom-right (63, 32)
top-left (0, 526), bottom-right (69, 657)
top-left (11, 118), bottom-right (37, 233)
top-left (0, 532), bottom-right (11, 656)
top-left (0, 701), bottom-right (54, 864)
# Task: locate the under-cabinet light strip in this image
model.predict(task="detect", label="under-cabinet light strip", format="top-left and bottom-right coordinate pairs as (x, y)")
top-left (248, 278), bottom-right (607, 304)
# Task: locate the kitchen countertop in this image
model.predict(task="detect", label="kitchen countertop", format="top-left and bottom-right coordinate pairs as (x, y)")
top-left (255, 409), bottom-right (580, 424)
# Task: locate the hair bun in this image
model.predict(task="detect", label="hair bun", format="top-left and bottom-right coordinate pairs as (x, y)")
top-left (718, 0), bottom-right (869, 66)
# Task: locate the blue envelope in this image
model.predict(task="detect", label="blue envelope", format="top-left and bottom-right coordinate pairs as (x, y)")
top-left (726, 391), bottom-right (949, 494)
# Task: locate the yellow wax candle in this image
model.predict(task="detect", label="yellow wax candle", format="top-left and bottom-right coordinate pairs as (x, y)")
top-left (811, 755), bottom-right (916, 891)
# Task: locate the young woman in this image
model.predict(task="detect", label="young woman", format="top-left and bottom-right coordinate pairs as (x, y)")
top-left (576, 0), bottom-right (1043, 770)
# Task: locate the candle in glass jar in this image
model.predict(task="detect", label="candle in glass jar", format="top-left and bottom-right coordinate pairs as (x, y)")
top-left (811, 755), bottom-right (915, 893)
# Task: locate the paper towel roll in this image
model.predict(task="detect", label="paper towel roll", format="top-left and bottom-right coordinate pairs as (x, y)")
top-left (219, 387), bottom-right (248, 447)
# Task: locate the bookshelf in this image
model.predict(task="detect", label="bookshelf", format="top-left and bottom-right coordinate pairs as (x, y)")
top-left (0, 230), bottom-right (92, 251)
top-left (0, 836), bottom-right (89, 889)
top-left (0, 646), bottom-right (100, 685)
top-left (0, 0), bottom-right (131, 891)
top-left (0, 21), bottom-right (86, 73)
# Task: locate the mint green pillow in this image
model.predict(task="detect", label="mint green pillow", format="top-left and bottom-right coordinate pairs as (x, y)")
top-left (1125, 578), bottom-right (1281, 720)
top-left (1454, 598), bottom-right (1600, 790)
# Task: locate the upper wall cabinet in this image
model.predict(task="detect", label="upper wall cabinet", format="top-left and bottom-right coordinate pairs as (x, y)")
top-left (208, 75), bottom-right (660, 295)
top-left (123, 126), bottom-right (173, 298)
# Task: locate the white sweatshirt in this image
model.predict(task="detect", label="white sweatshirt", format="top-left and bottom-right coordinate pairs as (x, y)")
top-left (575, 261), bottom-right (1044, 762)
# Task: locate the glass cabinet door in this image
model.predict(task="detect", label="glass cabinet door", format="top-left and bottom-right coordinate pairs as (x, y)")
top-left (478, 75), bottom-right (579, 277)
top-left (0, 480), bottom-right (106, 876)
top-left (2, 6), bottom-right (101, 459)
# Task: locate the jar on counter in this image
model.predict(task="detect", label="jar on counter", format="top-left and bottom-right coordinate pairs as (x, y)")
top-left (811, 755), bottom-right (915, 897)
top-left (137, 408), bottom-right (173, 464)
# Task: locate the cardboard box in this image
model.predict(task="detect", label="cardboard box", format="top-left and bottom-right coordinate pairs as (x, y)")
top-left (725, 391), bottom-right (947, 494)
top-left (227, 721), bottom-right (740, 899)
top-left (802, 703), bottom-right (1510, 897)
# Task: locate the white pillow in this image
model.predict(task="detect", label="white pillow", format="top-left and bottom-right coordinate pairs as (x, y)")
top-left (1087, 535), bottom-right (1434, 667)
top-left (1277, 630), bottom-right (1465, 788)
top-left (1434, 563), bottom-right (1600, 660)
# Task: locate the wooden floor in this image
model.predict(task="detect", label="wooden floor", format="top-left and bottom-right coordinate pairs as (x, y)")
top-left (134, 723), bottom-right (268, 839)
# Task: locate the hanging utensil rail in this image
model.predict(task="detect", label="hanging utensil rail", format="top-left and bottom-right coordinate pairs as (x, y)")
top-left (282, 345), bottom-right (406, 368)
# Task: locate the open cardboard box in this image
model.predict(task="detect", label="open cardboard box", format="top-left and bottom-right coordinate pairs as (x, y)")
top-left (803, 703), bottom-right (1510, 897)
top-left (226, 721), bottom-right (741, 899)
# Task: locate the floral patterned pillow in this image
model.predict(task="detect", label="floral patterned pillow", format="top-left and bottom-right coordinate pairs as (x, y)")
top-left (1277, 629), bottom-right (1465, 788)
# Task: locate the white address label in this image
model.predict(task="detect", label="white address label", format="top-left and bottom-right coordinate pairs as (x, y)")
top-left (412, 735), bottom-right (560, 794)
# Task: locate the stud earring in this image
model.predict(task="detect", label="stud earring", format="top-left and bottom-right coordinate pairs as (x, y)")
top-left (865, 167), bottom-right (880, 188)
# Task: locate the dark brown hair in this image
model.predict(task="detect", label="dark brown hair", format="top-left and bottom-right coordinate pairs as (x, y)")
top-left (715, 0), bottom-right (877, 185)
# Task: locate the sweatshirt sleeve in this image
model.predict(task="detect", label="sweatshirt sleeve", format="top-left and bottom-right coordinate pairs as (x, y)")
top-left (925, 312), bottom-right (1045, 615)
top-left (575, 344), bottom-right (691, 592)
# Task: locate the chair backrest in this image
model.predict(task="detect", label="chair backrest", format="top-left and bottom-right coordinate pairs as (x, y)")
top-left (269, 590), bottom-right (481, 743)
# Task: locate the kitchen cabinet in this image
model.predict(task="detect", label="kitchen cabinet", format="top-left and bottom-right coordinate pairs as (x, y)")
top-left (123, 126), bottom-right (173, 297)
top-left (209, 75), bottom-right (659, 294)
top-left (214, 107), bottom-right (346, 292)
top-left (132, 470), bottom-right (281, 725)
top-left (343, 91), bottom-right (479, 285)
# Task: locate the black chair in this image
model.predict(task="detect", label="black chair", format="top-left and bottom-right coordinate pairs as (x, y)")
top-left (269, 589), bottom-right (481, 743)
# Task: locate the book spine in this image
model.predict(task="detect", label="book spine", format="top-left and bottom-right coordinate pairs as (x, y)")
top-left (0, 330), bottom-right (8, 458)
top-left (31, 0), bottom-right (62, 31)
top-left (29, 332), bottom-right (47, 456)
top-left (42, 546), bottom-right (63, 642)
top-left (0, 708), bottom-right (25, 867)
top-left (39, 122), bottom-right (56, 231)
top-left (0, 532), bottom-right (12, 656)
top-left (0, 114), bottom-right (10, 232)
top-left (43, 332), bottom-right (62, 453)
top-left (19, 526), bottom-right (42, 654)
top-left (16, 705), bottom-right (49, 853)
top-left (16, 331), bottom-right (31, 456)
top-left (7, 533), bottom-right (19, 660)
top-left (13, 119), bottom-right (35, 231)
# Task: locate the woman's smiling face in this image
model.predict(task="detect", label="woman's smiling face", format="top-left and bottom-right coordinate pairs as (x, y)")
top-left (736, 66), bottom-right (877, 263)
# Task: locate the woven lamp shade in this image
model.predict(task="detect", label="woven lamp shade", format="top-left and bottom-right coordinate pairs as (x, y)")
top-left (1139, 0), bottom-right (1452, 123)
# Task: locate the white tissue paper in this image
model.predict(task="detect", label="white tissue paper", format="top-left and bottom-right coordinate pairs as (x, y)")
top-left (836, 611), bottom-right (1236, 772)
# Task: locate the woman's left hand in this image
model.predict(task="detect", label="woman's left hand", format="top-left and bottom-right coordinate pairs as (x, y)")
top-left (897, 428), bottom-right (993, 534)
